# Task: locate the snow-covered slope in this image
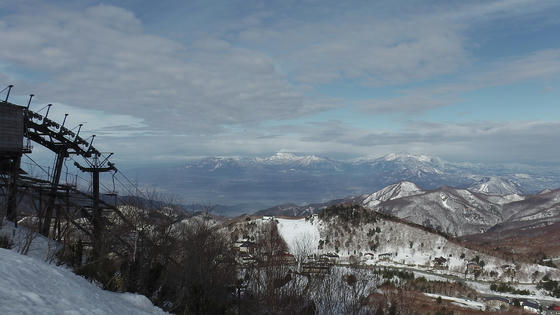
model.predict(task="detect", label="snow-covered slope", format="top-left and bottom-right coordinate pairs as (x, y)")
top-left (276, 218), bottom-right (321, 254)
top-left (362, 181), bottom-right (424, 208)
top-left (0, 248), bottom-right (167, 315)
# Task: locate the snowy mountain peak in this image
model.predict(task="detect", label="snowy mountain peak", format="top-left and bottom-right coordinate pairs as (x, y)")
top-left (256, 152), bottom-right (325, 166)
top-left (468, 176), bottom-right (523, 195)
top-left (268, 152), bottom-right (301, 160)
top-left (362, 181), bottom-right (424, 208)
top-left (380, 153), bottom-right (438, 163)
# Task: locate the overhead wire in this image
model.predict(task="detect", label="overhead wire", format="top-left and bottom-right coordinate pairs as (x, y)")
top-left (0, 85), bottom-right (10, 95)
top-left (14, 96), bottom-right (152, 214)
top-left (23, 154), bottom-right (51, 178)
top-left (35, 104), bottom-right (51, 113)
top-left (114, 168), bottom-right (148, 200)
top-left (22, 155), bottom-right (92, 191)
top-left (112, 175), bottom-right (136, 198)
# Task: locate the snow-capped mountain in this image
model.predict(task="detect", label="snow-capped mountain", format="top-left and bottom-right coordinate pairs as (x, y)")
top-left (256, 152), bottom-right (327, 167)
top-left (370, 153), bottom-right (447, 168)
top-left (128, 152), bottom-right (560, 211)
top-left (352, 153), bottom-right (453, 181)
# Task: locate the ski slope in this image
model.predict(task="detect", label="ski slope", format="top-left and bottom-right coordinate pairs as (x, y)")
top-left (276, 218), bottom-right (320, 254)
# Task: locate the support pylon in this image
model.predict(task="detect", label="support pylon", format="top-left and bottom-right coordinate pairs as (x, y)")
top-left (74, 153), bottom-right (115, 259)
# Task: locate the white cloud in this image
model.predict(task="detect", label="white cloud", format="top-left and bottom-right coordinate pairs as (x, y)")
top-left (1, 0), bottom-right (560, 164)
top-left (0, 4), bottom-right (331, 134)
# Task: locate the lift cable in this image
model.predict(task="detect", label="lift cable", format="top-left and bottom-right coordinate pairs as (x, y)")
top-left (112, 175), bottom-right (137, 198)
top-left (23, 154), bottom-right (51, 178)
top-left (114, 168), bottom-right (149, 200)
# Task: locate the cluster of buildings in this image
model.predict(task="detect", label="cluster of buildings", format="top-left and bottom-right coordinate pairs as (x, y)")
top-left (233, 239), bottom-right (297, 266)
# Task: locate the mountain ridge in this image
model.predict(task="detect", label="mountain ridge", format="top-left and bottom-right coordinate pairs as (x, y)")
top-left (254, 180), bottom-right (560, 237)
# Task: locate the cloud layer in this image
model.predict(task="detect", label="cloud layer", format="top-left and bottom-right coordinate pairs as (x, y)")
top-left (1, 0), bottom-right (559, 164)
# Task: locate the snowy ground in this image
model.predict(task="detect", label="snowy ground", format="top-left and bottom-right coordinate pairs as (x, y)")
top-left (0, 220), bottom-right (167, 315)
top-left (0, 248), bottom-right (168, 315)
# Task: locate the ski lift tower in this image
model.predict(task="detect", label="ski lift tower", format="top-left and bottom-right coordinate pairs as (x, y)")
top-left (74, 152), bottom-right (116, 258)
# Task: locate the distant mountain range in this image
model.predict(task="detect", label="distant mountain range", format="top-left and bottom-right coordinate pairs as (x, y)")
top-left (129, 152), bottom-right (560, 211)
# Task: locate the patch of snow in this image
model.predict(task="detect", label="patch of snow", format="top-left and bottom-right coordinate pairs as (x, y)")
top-left (440, 193), bottom-right (453, 212)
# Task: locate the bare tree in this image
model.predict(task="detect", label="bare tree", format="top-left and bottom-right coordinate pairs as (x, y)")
top-left (293, 233), bottom-right (314, 271)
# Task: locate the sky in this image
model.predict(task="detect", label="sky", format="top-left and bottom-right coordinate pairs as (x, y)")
top-left (1, 0), bottom-right (560, 165)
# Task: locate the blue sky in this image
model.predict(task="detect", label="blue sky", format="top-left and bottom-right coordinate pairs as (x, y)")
top-left (1, 0), bottom-right (560, 164)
